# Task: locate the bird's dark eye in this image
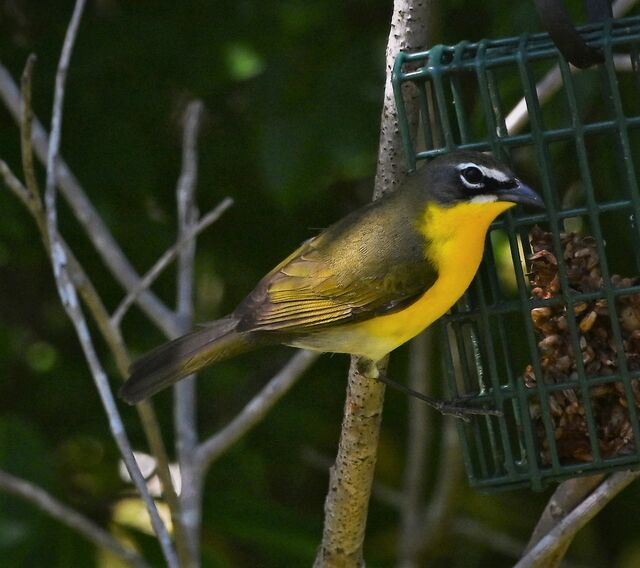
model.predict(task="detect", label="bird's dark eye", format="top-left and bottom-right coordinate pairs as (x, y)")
top-left (461, 166), bottom-right (484, 185)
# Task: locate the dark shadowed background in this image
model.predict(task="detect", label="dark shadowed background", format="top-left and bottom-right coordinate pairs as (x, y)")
top-left (1, 1), bottom-right (640, 566)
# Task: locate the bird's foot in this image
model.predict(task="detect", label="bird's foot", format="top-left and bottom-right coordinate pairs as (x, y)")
top-left (373, 372), bottom-right (502, 422)
top-left (429, 395), bottom-right (502, 422)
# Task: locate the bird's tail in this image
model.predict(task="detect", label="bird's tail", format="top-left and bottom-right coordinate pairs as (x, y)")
top-left (119, 317), bottom-right (255, 404)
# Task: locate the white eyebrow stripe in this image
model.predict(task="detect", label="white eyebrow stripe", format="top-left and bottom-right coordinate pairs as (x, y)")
top-left (479, 166), bottom-right (510, 182)
top-left (470, 194), bottom-right (498, 203)
top-left (457, 162), bottom-right (511, 183)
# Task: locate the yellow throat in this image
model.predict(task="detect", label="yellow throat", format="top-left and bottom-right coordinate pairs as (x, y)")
top-left (349, 200), bottom-right (514, 358)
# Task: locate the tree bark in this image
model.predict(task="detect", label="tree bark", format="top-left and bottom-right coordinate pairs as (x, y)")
top-left (314, 1), bottom-right (431, 565)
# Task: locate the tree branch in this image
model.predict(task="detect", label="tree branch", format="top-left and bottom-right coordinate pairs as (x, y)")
top-left (515, 472), bottom-right (640, 568)
top-left (197, 350), bottom-right (319, 472)
top-left (0, 469), bottom-right (151, 568)
top-left (313, 357), bottom-right (388, 567)
top-left (110, 197), bottom-right (233, 329)
top-left (6, 52), bottom-right (184, 562)
top-left (0, 60), bottom-right (180, 337)
top-left (1, 154), bottom-right (183, 541)
top-left (19, 55), bottom-right (42, 218)
top-left (40, 2), bottom-right (177, 565)
top-left (523, 474), bottom-right (604, 564)
top-left (314, 1), bottom-right (429, 565)
top-left (174, 99), bottom-right (204, 568)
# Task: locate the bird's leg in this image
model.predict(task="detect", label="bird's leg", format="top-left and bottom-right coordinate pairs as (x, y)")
top-left (371, 369), bottom-right (502, 421)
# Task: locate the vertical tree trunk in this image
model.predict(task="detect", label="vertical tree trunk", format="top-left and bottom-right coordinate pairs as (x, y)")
top-left (314, 2), bottom-right (432, 565)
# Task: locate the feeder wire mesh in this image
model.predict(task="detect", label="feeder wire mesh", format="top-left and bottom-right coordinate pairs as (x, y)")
top-left (392, 16), bottom-right (640, 490)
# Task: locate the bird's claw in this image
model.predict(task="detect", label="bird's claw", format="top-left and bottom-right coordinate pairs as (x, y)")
top-left (434, 396), bottom-right (503, 422)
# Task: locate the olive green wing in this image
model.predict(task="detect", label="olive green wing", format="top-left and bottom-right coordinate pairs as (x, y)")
top-left (234, 196), bottom-right (436, 333)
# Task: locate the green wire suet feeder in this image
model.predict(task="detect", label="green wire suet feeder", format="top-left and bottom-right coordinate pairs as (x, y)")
top-left (392, 15), bottom-right (640, 491)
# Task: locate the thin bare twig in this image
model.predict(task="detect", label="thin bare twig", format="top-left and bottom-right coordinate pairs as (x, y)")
top-left (9, 53), bottom-right (182, 552)
top-left (176, 100), bottom-right (202, 327)
top-left (110, 197), bottom-right (233, 328)
top-left (20, 55), bottom-right (41, 213)
top-left (454, 518), bottom-right (591, 568)
top-left (516, 472), bottom-right (640, 568)
top-left (0, 469), bottom-right (150, 568)
top-left (197, 350), bottom-right (320, 472)
top-left (0, 60), bottom-right (180, 336)
top-left (63, 255), bottom-right (183, 561)
top-left (43, 0), bottom-right (82, 277)
top-left (506, 55), bottom-right (637, 135)
top-left (0, 159), bottom-right (30, 207)
top-left (41, 2), bottom-right (177, 565)
top-left (2, 150), bottom-right (179, 530)
top-left (174, 99), bottom-right (204, 568)
top-left (3, 156), bottom-right (194, 567)
top-left (524, 474), bottom-right (604, 560)
top-left (314, 2), bottom-right (429, 565)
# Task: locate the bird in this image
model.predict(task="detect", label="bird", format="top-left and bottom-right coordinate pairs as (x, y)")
top-left (120, 150), bottom-right (544, 405)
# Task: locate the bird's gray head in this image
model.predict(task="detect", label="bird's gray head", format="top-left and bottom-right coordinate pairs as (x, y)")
top-left (422, 150), bottom-right (544, 209)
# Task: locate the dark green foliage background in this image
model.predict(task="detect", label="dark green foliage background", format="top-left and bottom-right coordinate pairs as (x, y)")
top-left (1, 1), bottom-right (640, 566)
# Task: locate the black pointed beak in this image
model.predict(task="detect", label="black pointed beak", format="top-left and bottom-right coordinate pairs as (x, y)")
top-left (498, 180), bottom-right (545, 209)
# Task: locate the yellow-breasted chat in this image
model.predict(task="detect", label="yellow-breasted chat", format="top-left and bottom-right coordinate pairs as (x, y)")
top-left (120, 150), bottom-right (544, 405)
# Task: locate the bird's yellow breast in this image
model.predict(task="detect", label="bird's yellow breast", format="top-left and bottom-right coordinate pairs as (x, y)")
top-left (289, 200), bottom-right (514, 360)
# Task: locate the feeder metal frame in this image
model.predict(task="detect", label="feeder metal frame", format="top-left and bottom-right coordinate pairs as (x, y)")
top-left (392, 16), bottom-right (640, 491)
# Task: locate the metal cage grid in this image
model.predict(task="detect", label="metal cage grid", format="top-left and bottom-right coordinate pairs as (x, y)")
top-left (392, 16), bottom-right (640, 490)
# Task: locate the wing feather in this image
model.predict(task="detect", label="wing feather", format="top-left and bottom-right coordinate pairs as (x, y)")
top-left (235, 189), bottom-right (437, 333)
